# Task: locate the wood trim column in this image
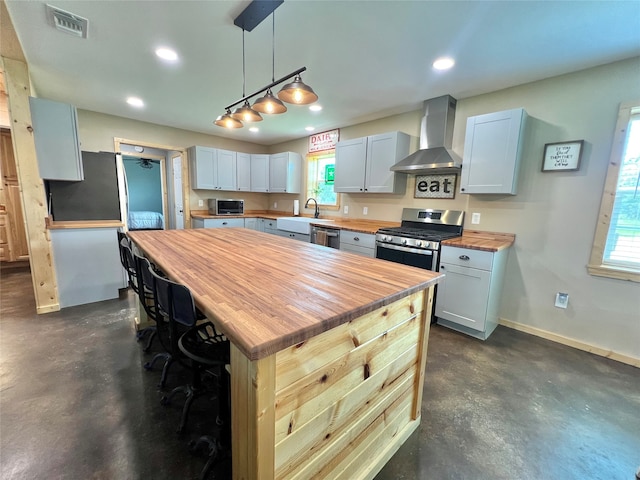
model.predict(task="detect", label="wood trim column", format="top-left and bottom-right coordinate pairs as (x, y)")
top-left (412, 286), bottom-right (433, 419)
top-left (2, 57), bottom-right (59, 313)
top-left (231, 343), bottom-right (276, 480)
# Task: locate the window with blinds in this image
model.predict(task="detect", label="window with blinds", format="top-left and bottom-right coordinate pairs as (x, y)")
top-left (603, 112), bottom-right (640, 269)
top-left (589, 101), bottom-right (640, 282)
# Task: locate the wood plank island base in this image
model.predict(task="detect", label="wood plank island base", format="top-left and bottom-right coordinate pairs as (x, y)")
top-left (128, 228), bottom-right (444, 480)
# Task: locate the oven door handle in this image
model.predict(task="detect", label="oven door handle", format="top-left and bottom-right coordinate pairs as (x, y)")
top-left (376, 242), bottom-right (434, 256)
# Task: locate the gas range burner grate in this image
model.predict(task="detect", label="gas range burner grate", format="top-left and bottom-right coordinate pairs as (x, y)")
top-left (377, 227), bottom-right (460, 242)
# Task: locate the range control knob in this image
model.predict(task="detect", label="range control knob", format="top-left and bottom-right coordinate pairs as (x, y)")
top-left (401, 239), bottom-right (408, 245)
top-left (416, 240), bottom-right (423, 248)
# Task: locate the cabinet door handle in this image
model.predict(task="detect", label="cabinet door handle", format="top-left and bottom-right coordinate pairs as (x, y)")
top-left (440, 265), bottom-right (446, 270)
top-left (222, 222), bottom-right (228, 225)
top-left (354, 237), bottom-right (360, 241)
top-left (459, 255), bottom-right (470, 260)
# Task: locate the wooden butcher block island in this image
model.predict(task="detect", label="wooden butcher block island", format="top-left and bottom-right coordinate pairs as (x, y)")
top-left (129, 228), bottom-right (444, 480)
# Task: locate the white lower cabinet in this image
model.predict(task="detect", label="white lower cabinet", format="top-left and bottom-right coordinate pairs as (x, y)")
top-left (50, 228), bottom-right (124, 308)
top-left (244, 217), bottom-right (258, 230)
top-left (260, 218), bottom-right (309, 241)
top-left (262, 219), bottom-right (278, 234)
top-left (435, 245), bottom-right (509, 340)
top-left (275, 230), bottom-right (310, 242)
top-left (192, 218), bottom-right (245, 229)
top-left (340, 231), bottom-right (376, 257)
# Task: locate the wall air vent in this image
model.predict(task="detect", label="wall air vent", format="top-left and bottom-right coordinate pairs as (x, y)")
top-left (46, 4), bottom-right (88, 38)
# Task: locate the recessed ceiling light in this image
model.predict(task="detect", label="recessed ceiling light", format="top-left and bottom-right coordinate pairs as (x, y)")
top-left (249, 127), bottom-right (259, 133)
top-left (126, 97), bottom-right (144, 108)
top-left (309, 104), bottom-right (322, 112)
top-left (155, 47), bottom-right (178, 62)
top-left (305, 126), bottom-right (315, 132)
top-left (433, 57), bottom-right (455, 70)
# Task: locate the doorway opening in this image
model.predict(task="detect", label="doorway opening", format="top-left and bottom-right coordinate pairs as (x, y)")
top-left (114, 138), bottom-right (188, 231)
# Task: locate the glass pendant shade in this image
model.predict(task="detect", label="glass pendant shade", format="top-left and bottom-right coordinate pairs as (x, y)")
top-left (277, 75), bottom-right (318, 105)
top-left (231, 101), bottom-right (263, 122)
top-left (214, 109), bottom-right (243, 128)
top-left (252, 89), bottom-right (287, 114)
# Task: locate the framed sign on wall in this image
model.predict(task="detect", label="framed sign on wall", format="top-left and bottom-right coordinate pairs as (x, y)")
top-left (542, 140), bottom-right (584, 172)
top-left (414, 174), bottom-right (457, 199)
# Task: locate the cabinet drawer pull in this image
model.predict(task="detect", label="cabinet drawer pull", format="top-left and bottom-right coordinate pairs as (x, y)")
top-left (354, 237), bottom-right (360, 241)
top-left (222, 222), bottom-right (228, 225)
top-left (459, 255), bottom-right (470, 260)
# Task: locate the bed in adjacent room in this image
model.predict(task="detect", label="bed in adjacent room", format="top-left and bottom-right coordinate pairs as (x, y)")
top-left (128, 211), bottom-right (164, 230)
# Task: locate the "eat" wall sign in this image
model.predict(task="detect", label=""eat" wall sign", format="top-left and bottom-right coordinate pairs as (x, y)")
top-left (414, 174), bottom-right (457, 199)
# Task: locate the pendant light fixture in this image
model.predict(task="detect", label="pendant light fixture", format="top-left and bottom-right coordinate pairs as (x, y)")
top-left (277, 74), bottom-right (318, 105)
top-left (252, 13), bottom-right (287, 115)
top-left (231, 29), bottom-right (263, 123)
top-left (214, 1), bottom-right (319, 129)
top-left (214, 109), bottom-right (243, 128)
top-left (253, 89), bottom-right (287, 114)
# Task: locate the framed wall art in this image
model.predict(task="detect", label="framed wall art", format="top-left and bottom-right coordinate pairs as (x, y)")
top-left (542, 140), bottom-right (584, 172)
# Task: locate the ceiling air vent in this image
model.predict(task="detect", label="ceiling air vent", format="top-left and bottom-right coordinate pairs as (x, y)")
top-left (46, 4), bottom-right (88, 38)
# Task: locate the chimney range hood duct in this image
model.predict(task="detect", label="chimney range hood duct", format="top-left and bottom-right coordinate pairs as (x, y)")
top-left (391, 95), bottom-right (462, 174)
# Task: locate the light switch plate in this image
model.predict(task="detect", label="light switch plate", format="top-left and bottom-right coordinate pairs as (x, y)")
top-left (471, 212), bottom-right (481, 224)
top-left (363, 207), bottom-right (368, 215)
top-left (198, 200), bottom-right (204, 207)
top-left (343, 205), bottom-right (349, 214)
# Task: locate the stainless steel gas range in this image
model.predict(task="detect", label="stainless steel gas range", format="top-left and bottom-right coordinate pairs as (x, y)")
top-left (375, 208), bottom-right (464, 271)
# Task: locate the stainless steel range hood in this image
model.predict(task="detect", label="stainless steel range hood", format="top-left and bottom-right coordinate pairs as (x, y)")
top-left (391, 95), bottom-right (462, 174)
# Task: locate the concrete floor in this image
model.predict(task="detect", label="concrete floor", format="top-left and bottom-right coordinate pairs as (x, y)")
top-left (1, 263), bottom-right (639, 480)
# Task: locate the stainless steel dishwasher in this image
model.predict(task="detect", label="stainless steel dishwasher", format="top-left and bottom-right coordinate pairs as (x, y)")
top-left (311, 226), bottom-right (340, 249)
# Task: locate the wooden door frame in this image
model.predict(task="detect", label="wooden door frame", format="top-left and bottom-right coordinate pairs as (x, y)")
top-left (120, 152), bottom-right (168, 230)
top-left (114, 138), bottom-right (190, 230)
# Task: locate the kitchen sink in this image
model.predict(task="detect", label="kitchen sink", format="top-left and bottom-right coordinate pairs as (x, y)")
top-left (276, 217), bottom-right (335, 234)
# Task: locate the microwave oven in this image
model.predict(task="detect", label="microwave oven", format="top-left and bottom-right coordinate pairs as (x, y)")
top-left (208, 198), bottom-right (244, 215)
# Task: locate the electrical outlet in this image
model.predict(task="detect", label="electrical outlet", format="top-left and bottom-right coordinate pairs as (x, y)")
top-left (198, 200), bottom-right (204, 207)
top-left (472, 213), bottom-right (481, 224)
top-left (363, 207), bottom-right (368, 215)
top-left (555, 292), bottom-right (569, 309)
top-left (273, 202), bottom-right (277, 209)
top-left (343, 205), bottom-right (349, 214)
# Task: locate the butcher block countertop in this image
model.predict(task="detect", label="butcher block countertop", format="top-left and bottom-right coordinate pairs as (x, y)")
top-left (129, 228), bottom-right (442, 361)
top-left (442, 230), bottom-right (515, 252)
top-left (190, 210), bottom-right (398, 234)
top-left (45, 217), bottom-right (124, 229)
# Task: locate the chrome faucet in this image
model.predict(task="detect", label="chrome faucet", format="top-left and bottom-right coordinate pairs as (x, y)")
top-left (305, 197), bottom-right (320, 218)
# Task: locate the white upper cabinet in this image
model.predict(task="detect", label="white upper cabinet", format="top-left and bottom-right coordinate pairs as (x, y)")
top-left (236, 152), bottom-right (251, 192)
top-left (250, 154), bottom-right (270, 192)
top-left (189, 146), bottom-right (215, 189)
top-left (334, 131), bottom-right (409, 194)
top-left (216, 148), bottom-right (237, 191)
top-left (334, 137), bottom-right (367, 192)
top-left (189, 148), bottom-right (300, 193)
top-left (189, 146), bottom-right (237, 191)
top-left (29, 97), bottom-right (83, 181)
top-left (460, 108), bottom-right (528, 195)
top-left (269, 152), bottom-right (301, 193)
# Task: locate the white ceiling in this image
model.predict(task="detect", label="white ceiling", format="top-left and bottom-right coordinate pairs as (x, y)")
top-left (5, 0), bottom-right (640, 146)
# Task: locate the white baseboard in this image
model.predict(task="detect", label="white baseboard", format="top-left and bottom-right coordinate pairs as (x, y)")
top-left (498, 318), bottom-right (640, 368)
